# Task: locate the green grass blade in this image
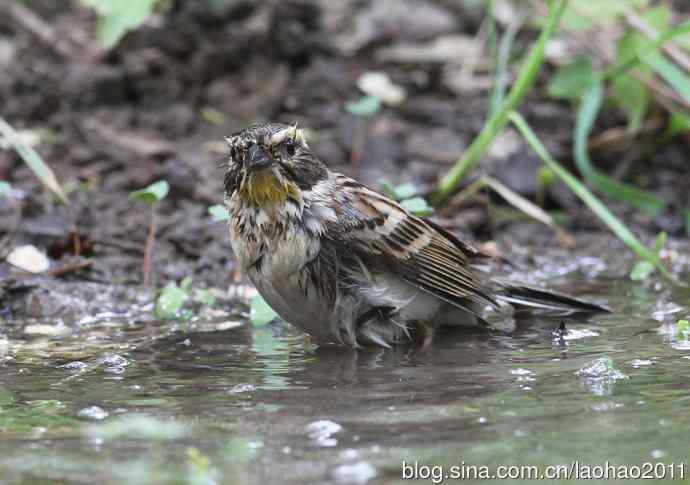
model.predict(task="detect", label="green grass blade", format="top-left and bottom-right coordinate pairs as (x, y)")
top-left (574, 81), bottom-right (665, 215)
top-left (489, 8), bottom-right (522, 116)
top-left (642, 51), bottom-right (690, 104)
top-left (509, 111), bottom-right (672, 280)
top-left (0, 116), bottom-right (68, 204)
top-left (432, 0), bottom-right (569, 206)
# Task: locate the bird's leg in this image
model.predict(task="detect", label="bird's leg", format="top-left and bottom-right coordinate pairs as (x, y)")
top-left (413, 320), bottom-right (435, 349)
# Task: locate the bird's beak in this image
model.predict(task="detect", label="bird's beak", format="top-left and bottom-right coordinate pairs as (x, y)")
top-left (247, 145), bottom-right (273, 172)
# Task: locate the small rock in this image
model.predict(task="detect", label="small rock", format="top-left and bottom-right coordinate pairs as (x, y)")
top-left (356, 72), bottom-right (406, 106)
top-left (6, 245), bottom-right (50, 273)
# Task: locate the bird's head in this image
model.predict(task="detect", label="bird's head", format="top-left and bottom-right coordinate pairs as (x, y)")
top-left (224, 122), bottom-right (327, 208)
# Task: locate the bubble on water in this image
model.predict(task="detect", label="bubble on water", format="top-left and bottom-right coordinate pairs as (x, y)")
top-left (102, 354), bottom-right (130, 367)
top-left (306, 420), bottom-right (342, 447)
top-left (629, 359), bottom-right (653, 368)
top-left (651, 449), bottom-right (666, 459)
top-left (478, 416), bottom-right (487, 424)
top-left (62, 361), bottom-right (88, 372)
top-left (78, 406), bottom-right (109, 420)
top-left (577, 357), bottom-right (628, 396)
top-left (560, 328), bottom-right (599, 341)
top-left (226, 384), bottom-right (256, 394)
top-left (104, 366), bottom-right (126, 374)
top-left (341, 449), bottom-right (359, 460)
top-left (332, 461), bottom-right (377, 484)
top-left (590, 401), bottom-right (624, 412)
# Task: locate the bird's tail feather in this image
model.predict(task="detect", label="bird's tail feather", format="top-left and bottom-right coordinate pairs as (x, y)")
top-left (496, 284), bottom-right (608, 314)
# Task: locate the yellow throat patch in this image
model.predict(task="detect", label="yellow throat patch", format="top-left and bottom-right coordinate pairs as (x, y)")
top-left (239, 171), bottom-right (299, 207)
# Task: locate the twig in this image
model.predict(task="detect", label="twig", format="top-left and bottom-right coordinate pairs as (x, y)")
top-left (143, 208), bottom-right (158, 286)
top-left (47, 259), bottom-right (94, 277)
top-left (587, 116), bottom-right (663, 151)
top-left (350, 119), bottom-right (368, 177)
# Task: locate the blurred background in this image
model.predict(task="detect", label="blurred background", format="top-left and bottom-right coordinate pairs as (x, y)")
top-left (0, 0), bottom-right (689, 289)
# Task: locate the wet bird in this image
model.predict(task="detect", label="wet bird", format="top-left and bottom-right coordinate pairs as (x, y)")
top-left (223, 122), bottom-right (606, 347)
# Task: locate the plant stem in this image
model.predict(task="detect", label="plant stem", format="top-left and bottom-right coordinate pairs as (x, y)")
top-left (432, 0), bottom-right (569, 206)
top-left (143, 207), bottom-right (158, 286)
top-left (509, 111), bottom-right (673, 281)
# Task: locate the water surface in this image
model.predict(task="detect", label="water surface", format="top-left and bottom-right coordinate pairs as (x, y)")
top-left (1, 265), bottom-right (689, 484)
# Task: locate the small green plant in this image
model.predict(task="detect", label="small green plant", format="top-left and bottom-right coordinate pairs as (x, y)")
top-left (80, 0), bottom-right (162, 49)
top-left (629, 231), bottom-right (666, 281)
top-left (130, 180), bottom-right (169, 286)
top-left (345, 96), bottom-right (381, 117)
top-left (250, 295), bottom-right (278, 326)
top-left (677, 319), bottom-right (690, 338)
top-left (156, 278), bottom-right (191, 319)
top-left (381, 181), bottom-right (434, 216)
top-left (155, 277), bottom-right (218, 319)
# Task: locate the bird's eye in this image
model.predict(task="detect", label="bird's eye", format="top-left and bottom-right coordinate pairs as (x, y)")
top-left (285, 138), bottom-right (296, 156)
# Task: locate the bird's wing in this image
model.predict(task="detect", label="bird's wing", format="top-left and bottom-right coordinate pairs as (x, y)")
top-left (323, 175), bottom-right (498, 310)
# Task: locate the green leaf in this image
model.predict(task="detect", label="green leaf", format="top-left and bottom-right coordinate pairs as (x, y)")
top-left (393, 183), bottom-right (418, 200)
top-left (0, 117), bottom-right (68, 204)
top-left (345, 96), bottom-right (381, 117)
top-left (611, 30), bottom-right (651, 131)
top-left (180, 276), bottom-right (193, 293)
top-left (81, 0), bottom-right (159, 49)
top-left (129, 180), bottom-right (169, 204)
top-left (155, 282), bottom-right (190, 319)
top-left (575, 81), bottom-right (665, 215)
top-left (208, 204), bottom-right (231, 222)
top-left (547, 56), bottom-right (595, 100)
top-left (642, 51), bottom-right (690, 104)
top-left (250, 295), bottom-right (278, 326)
top-left (630, 260), bottom-right (655, 281)
top-left (400, 197), bottom-right (434, 216)
top-left (677, 319), bottom-right (690, 336)
top-left (0, 181), bottom-right (12, 197)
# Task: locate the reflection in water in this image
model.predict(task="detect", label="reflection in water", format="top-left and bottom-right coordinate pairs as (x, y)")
top-left (0, 277), bottom-right (689, 484)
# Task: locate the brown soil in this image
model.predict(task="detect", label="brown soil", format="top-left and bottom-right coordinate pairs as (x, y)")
top-left (0, 1), bottom-right (688, 317)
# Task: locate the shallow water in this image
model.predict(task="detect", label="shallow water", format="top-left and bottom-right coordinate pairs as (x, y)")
top-left (1, 269), bottom-right (690, 484)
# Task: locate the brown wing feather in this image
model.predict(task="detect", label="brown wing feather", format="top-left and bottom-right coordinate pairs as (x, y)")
top-left (326, 176), bottom-right (497, 310)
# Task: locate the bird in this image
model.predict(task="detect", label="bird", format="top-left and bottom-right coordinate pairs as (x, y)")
top-left (223, 122), bottom-right (606, 348)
